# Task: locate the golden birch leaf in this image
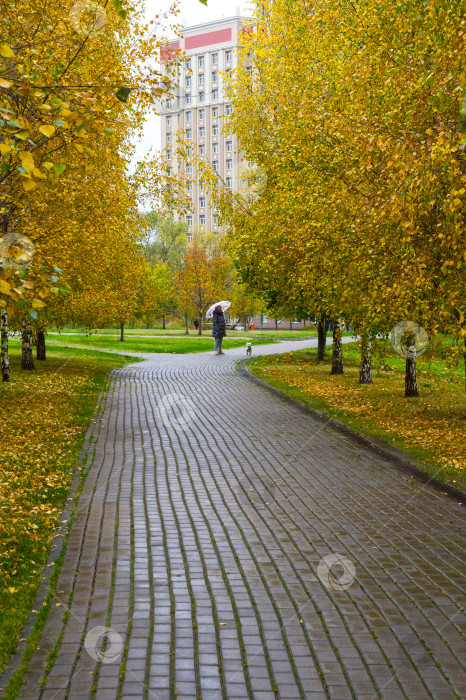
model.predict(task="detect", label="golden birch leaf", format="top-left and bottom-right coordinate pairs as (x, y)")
top-left (0, 280), bottom-right (11, 295)
top-left (0, 44), bottom-right (14, 57)
top-left (20, 151), bottom-right (35, 172)
top-left (39, 124), bottom-right (56, 137)
top-left (23, 179), bottom-right (36, 191)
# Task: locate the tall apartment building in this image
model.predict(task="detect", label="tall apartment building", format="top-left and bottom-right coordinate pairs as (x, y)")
top-left (160, 15), bottom-right (250, 239)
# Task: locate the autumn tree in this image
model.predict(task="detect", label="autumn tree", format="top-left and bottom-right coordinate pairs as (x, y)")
top-left (0, 0), bottom-right (185, 378)
top-left (195, 0), bottom-right (466, 395)
top-left (177, 243), bottom-right (229, 335)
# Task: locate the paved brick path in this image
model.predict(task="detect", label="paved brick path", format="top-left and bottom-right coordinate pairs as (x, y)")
top-left (15, 340), bottom-right (465, 699)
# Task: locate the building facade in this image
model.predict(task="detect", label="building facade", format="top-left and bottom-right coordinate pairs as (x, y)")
top-left (160, 16), bottom-right (249, 239)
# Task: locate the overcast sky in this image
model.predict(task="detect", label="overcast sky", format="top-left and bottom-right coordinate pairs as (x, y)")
top-left (132, 0), bottom-right (252, 164)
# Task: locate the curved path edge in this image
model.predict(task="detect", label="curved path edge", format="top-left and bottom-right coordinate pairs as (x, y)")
top-left (237, 360), bottom-right (465, 506)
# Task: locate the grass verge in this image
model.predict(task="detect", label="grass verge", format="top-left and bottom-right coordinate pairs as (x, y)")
top-left (16, 334), bottom-right (276, 354)
top-left (249, 341), bottom-right (466, 491)
top-left (0, 345), bottom-right (139, 681)
top-left (45, 326), bottom-right (320, 339)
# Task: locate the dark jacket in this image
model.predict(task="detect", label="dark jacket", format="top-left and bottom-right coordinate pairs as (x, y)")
top-left (212, 310), bottom-right (226, 337)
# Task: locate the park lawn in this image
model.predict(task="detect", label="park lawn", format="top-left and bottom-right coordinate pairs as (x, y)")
top-left (46, 326), bottom-right (319, 339)
top-left (250, 341), bottom-right (466, 491)
top-left (0, 346), bottom-right (140, 677)
top-left (24, 334), bottom-right (275, 354)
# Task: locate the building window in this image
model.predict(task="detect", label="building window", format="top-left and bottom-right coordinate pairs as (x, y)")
top-left (226, 140), bottom-right (232, 152)
top-left (166, 132), bottom-right (172, 141)
top-left (247, 66), bottom-right (252, 76)
top-left (186, 128), bottom-right (192, 139)
top-left (212, 89), bottom-right (218, 100)
top-left (213, 160), bottom-right (219, 172)
top-left (199, 73), bottom-right (205, 85)
top-left (212, 106), bottom-right (219, 118)
top-left (186, 111), bottom-right (192, 122)
top-left (187, 147), bottom-right (192, 156)
top-left (199, 126), bottom-right (205, 138)
top-left (166, 149), bottom-right (172, 159)
top-left (186, 76), bottom-right (191, 87)
top-left (226, 159), bottom-right (232, 170)
top-left (200, 196), bottom-right (206, 208)
top-left (225, 68), bottom-right (232, 78)
top-left (199, 55), bottom-right (204, 67)
top-left (167, 166), bottom-right (172, 176)
top-left (199, 144), bottom-right (205, 155)
top-left (187, 181), bottom-right (192, 192)
top-left (199, 91), bottom-right (204, 101)
top-left (200, 180), bottom-right (205, 191)
top-left (186, 164), bottom-right (193, 174)
top-left (213, 142), bottom-right (219, 154)
top-left (212, 53), bottom-right (218, 65)
top-left (166, 115), bottom-right (171, 125)
top-left (200, 214), bottom-right (206, 225)
top-left (186, 59), bottom-right (191, 70)
top-left (213, 214), bottom-right (218, 226)
top-left (226, 177), bottom-right (233, 188)
top-left (199, 108), bottom-right (205, 120)
top-left (186, 94), bottom-right (192, 104)
top-left (226, 50), bottom-right (232, 62)
top-left (187, 215), bottom-right (192, 226)
top-left (212, 71), bottom-right (218, 82)
top-left (213, 124), bottom-right (219, 136)
top-left (166, 98), bottom-right (172, 108)
top-left (226, 104), bottom-right (232, 116)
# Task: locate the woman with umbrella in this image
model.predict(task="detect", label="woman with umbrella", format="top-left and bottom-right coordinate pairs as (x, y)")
top-left (206, 301), bottom-right (231, 355)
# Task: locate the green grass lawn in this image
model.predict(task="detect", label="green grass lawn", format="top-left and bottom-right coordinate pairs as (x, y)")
top-left (12, 334), bottom-right (276, 355)
top-left (45, 326), bottom-right (321, 339)
top-left (250, 339), bottom-right (466, 491)
top-left (0, 346), bottom-right (140, 689)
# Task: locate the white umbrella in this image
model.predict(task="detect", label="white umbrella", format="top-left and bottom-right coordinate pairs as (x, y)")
top-left (205, 300), bottom-right (231, 319)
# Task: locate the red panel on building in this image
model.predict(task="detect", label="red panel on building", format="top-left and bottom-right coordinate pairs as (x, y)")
top-left (185, 28), bottom-right (232, 50)
top-left (160, 41), bottom-right (180, 62)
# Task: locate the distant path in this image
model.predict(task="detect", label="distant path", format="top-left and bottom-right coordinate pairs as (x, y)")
top-left (15, 339), bottom-right (465, 700)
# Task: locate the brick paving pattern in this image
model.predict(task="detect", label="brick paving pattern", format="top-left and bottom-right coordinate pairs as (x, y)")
top-left (15, 340), bottom-right (466, 699)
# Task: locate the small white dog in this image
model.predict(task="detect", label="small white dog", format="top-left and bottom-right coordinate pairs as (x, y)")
top-left (246, 342), bottom-right (252, 356)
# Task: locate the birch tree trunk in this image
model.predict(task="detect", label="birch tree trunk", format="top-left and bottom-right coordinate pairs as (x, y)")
top-left (21, 320), bottom-right (34, 370)
top-left (185, 311), bottom-right (189, 335)
top-left (37, 330), bottom-right (46, 360)
top-left (119, 321), bottom-right (124, 341)
top-left (162, 314), bottom-right (166, 330)
top-left (317, 316), bottom-right (328, 361)
top-left (405, 357), bottom-right (419, 396)
top-left (404, 331), bottom-right (419, 397)
top-left (1, 308), bottom-right (10, 382)
top-left (359, 335), bottom-right (372, 384)
top-left (331, 318), bottom-right (344, 374)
